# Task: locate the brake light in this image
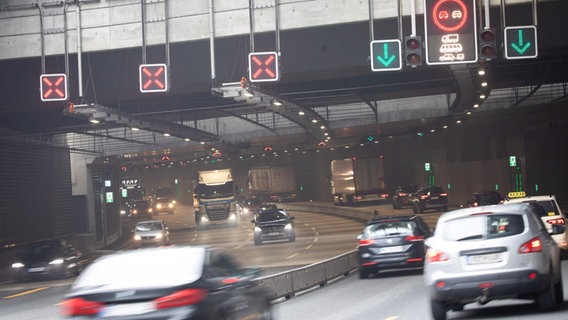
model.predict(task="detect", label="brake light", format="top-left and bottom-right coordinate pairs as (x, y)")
top-left (59, 297), bottom-right (104, 316)
top-left (399, 192), bottom-right (408, 197)
top-left (440, 193), bottom-right (448, 197)
top-left (405, 235), bottom-right (424, 242)
top-left (519, 237), bottom-right (542, 254)
top-left (358, 239), bottom-right (376, 246)
top-left (426, 248), bottom-right (448, 263)
top-left (420, 195), bottom-right (428, 200)
top-left (547, 218), bottom-right (565, 225)
top-left (154, 289), bottom-right (208, 309)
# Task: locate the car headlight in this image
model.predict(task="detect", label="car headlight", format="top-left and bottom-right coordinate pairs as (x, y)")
top-left (157, 203), bottom-right (163, 209)
top-left (284, 223), bottom-right (293, 231)
top-left (148, 208), bottom-right (153, 213)
top-left (243, 208), bottom-right (250, 214)
top-left (49, 258), bottom-right (64, 265)
top-left (171, 200), bottom-right (176, 204)
top-left (229, 214), bottom-right (236, 221)
top-left (134, 235), bottom-right (141, 241)
top-left (156, 233), bottom-right (163, 239)
top-left (254, 226), bottom-right (262, 233)
top-left (168, 203), bottom-right (174, 209)
top-left (133, 209), bottom-right (138, 214)
top-left (11, 262), bottom-right (24, 269)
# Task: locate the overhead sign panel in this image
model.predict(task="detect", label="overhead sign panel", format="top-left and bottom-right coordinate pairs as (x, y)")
top-left (424, 0), bottom-right (478, 65)
top-left (248, 52), bottom-right (279, 82)
top-left (504, 25), bottom-right (538, 60)
top-left (370, 40), bottom-right (402, 72)
top-left (139, 63), bottom-right (168, 93)
top-left (40, 73), bottom-right (68, 101)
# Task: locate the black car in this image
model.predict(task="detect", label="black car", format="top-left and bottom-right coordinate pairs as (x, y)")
top-left (11, 240), bottom-right (83, 282)
top-left (60, 246), bottom-right (273, 319)
top-left (129, 200), bottom-right (153, 219)
top-left (467, 190), bottom-right (503, 207)
top-left (410, 186), bottom-right (448, 213)
top-left (357, 215), bottom-right (432, 279)
top-left (252, 209), bottom-right (296, 245)
top-left (238, 198), bottom-right (262, 221)
top-left (392, 184), bottom-right (419, 209)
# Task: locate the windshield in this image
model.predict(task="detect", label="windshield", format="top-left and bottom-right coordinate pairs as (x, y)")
top-left (442, 214), bottom-right (524, 241)
top-left (136, 222), bottom-right (163, 231)
top-left (197, 182), bottom-right (235, 199)
top-left (257, 211), bottom-right (288, 222)
top-left (364, 221), bottom-right (415, 237)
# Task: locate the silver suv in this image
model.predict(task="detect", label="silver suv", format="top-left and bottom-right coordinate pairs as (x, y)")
top-left (424, 203), bottom-right (563, 320)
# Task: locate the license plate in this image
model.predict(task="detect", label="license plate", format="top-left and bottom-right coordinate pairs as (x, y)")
top-left (101, 302), bottom-right (155, 317)
top-left (381, 246), bottom-right (403, 254)
top-left (267, 232), bottom-right (280, 236)
top-left (431, 196), bottom-right (439, 200)
top-left (28, 267), bottom-right (46, 273)
top-left (467, 253), bottom-right (502, 265)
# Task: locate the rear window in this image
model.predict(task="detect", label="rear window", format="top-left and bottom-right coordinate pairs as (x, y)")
top-left (442, 214), bottom-right (524, 241)
top-left (526, 200), bottom-right (560, 217)
top-left (364, 221), bottom-right (416, 238)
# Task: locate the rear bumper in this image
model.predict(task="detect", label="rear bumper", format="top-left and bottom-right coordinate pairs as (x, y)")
top-left (428, 269), bottom-right (551, 303)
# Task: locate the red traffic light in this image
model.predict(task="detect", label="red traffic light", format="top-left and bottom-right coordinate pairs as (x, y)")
top-left (479, 29), bottom-right (497, 60)
top-left (40, 73), bottom-right (68, 101)
top-left (139, 64), bottom-right (168, 93)
top-left (248, 52), bottom-right (279, 82)
top-left (404, 36), bottom-right (422, 67)
top-left (406, 38), bottom-right (420, 50)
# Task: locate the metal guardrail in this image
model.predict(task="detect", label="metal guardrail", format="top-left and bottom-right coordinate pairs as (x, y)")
top-left (258, 250), bottom-right (359, 301)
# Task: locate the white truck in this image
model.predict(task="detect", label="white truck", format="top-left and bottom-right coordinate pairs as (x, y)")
top-left (194, 169), bottom-right (237, 226)
top-left (248, 166), bottom-right (297, 202)
top-left (330, 158), bottom-right (387, 206)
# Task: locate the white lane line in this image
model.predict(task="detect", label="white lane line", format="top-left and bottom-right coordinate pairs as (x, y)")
top-left (305, 244), bottom-right (313, 250)
top-left (234, 244), bottom-right (244, 249)
top-left (286, 253), bottom-right (299, 259)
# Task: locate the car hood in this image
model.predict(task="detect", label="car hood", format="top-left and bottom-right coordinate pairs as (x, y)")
top-left (255, 219), bottom-right (290, 226)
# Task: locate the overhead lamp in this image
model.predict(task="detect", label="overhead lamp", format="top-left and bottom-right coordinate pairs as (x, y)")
top-left (481, 81), bottom-right (488, 87)
top-left (473, 104), bottom-right (479, 108)
top-left (430, 129), bottom-right (436, 133)
top-left (200, 141), bottom-right (205, 145)
top-left (243, 89), bottom-right (254, 97)
top-left (272, 99), bottom-right (282, 106)
top-left (443, 125), bottom-right (448, 129)
top-left (320, 125), bottom-right (325, 129)
top-left (478, 69), bottom-right (485, 76)
top-left (466, 111), bottom-right (472, 115)
top-left (163, 133), bottom-right (171, 137)
top-left (298, 110), bottom-right (305, 116)
top-left (311, 119), bottom-right (318, 123)
top-left (480, 94), bottom-right (486, 99)
top-left (374, 140), bottom-right (379, 144)
top-left (131, 127), bottom-right (140, 131)
top-left (324, 132), bottom-right (329, 136)
top-left (456, 120), bottom-right (462, 124)
top-left (89, 118), bottom-right (100, 124)
top-left (184, 138), bottom-right (190, 141)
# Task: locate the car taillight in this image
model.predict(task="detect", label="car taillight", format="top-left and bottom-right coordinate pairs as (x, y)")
top-left (440, 193), bottom-right (448, 197)
top-left (358, 239), bottom-right (376, 246)
top-left (420, 195), bottom-right (428, 200)
top-left (405, 235), bottom-right (424, 242)
top-left (519, 237), bottom-right (542, 254)
top-left (154, 289), bottom-right (208, 310)
top-left (547, 218), bottom-right (565, 225)
top-left (399, 193), bottom-right (407, 197)
top-left (426, 248), bottom-right (448, 263)
top-left (60, 297), bottom-right (104, 316)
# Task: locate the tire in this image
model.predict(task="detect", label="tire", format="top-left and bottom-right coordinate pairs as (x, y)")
top-left (537, 281), bottom-right (556, 312)
top-left (358, 268), bottom-right (370, 279)
top-left (554, 274), bottom-right (564, 304)
top-left (430, 300), bottom-right (447, 320)
top-left (259, 300), bottom-right (274, 320)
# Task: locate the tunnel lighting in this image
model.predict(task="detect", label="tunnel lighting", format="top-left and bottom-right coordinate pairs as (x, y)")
top-left (324, 132), bottom-right (329, 136)
top-left (456, 120), bottom-right (462, 124)
top-left (131, 127), bottom-right (140, 131)
top-left (360, 143), bottom-right (364, 147)
top-left (184, 138), bottom-right (190, 141)
top-left (163, 133), bottom-right (171, 137)
top-left (311, 119), bottom-right (318, 123)
top-left (467, 111), bottom-right (472, 115)
top-left (272, 99), bottom-right (282, 106)
top-left (480, 94), bottom-right (486, 99)
top-left (298, 110), bottom-right (305, 116)
top-left (478, 69), bottom-right (485, 76)
top-left (200, 141), bottom-right (205, 145)
top-left (481, 82), bottom-right (488, 87)
top-left (430, 129), bottom-right (436, 133)
top-left (473, 104), bottom-right (479, 108)
top-left (374, 140), bottom-right (379, 144)
top-left (320, 125), bottom-right (325, 129)
top-left (89, 119), bottom-right (100, 124)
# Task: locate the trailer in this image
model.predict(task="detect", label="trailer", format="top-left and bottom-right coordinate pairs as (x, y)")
top-left (248, 167), bottom-right (297, 202)
top-left (330, 158), bottom-right (388, 205)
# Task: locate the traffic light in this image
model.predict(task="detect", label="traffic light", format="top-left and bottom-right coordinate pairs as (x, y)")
top-left (40, 73), bottom-right (68, 101)
top-left (139, 63), bottom-right (168, 93)
top-left (404, 36), bottom-right (422, 67)
top-left (248, 51), bottom-right (279, 82)
top-left (479, 28), bottom-right (497, 61)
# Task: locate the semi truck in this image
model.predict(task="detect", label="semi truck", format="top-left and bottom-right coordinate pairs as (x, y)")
top-left (194, 169), bottom-right (238, 226)
top-left (248, 166), bottom-right (297, 202)
top-left (330, 158), bottom-right (388, 205)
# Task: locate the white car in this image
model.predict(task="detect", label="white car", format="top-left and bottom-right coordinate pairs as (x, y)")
top-left (424, 203), bottom-right (563, 320)
top-left (504, 193), bottom-right (568, 254)
top-left (133, 220), bottom-right (170, 247)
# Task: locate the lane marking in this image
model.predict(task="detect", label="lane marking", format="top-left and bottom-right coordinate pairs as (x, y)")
top-left (3, 286), bottom-right (48, 299)
top-left (385, 317), bottom-right (399, 320)
top-left (286, 253), bottom-right (298, 259)
top-left (305, 244), bottom-right (313, 250)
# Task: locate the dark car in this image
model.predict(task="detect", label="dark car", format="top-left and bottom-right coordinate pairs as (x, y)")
top-left (238, 198), bottom-right (262, 221)
top-left (252, 209), bottom-right (296, 245)
top-left (392, 184), bottom-right (419, 209)
top-left (129, 200), bottom-right (153, 219)
top-left (410, 186), bottom-right (448, 213)
top-left (11, 240), bottom-right (83, 282)
top-left (152, 196), bottom-right (176, 215)
top-left (60, 246), bottom-right (273, 319)
top-left (357, 215), bottom-right (432, 279)
top-left (467, 190), bottom-right (503, 207)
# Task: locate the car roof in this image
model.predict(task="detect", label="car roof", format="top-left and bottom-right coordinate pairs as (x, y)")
top-left (136, 219), bottom-right (163, 224)
top-left (505, 194), bottom-right (557, 203)
top-left (71, 246), bottom-right (208, 292)
top-left (367, 215), bottom-right (418, 224)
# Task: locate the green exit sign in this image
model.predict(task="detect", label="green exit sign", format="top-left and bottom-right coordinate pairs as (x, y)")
top-left (504, 26), bottom-right (537, 59)
top-left (370, 40), bottom-right (402, 72)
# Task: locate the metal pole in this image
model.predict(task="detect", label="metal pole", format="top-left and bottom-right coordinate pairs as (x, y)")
top-left (484, 0), bottom-right (490, 29)
top-left (39, 4), bottom-right (45, 73)
top-left (500, 0), bottom-right (506, 29)
top-left (397, 0), bottom-right (402, 39)
top-left (532, 0), bottom-right (537, 26)
top-left (76, 4), bottom-right (83, 98)
top-left (141, 0), bottom-right (147, 64)
top-left (275, 0), bottom-right (281, 54)
top-left (410, 0), bottom-right (416, 36)
top-left (209, 0), bottom-right (216, 83)
top-left (368, 0), bottom-right (374, 41)
top-left (165, 0), bottom-right (171, 68)
top-left (249, 0), bottom-right (254, 52)
top-left (64, 3), bottom-right (69, 76)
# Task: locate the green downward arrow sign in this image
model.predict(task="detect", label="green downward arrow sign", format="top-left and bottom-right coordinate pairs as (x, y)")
top-left (511, 29), bottom-right (531, 54)
top-left (377, 43), bottom-right (396, 67)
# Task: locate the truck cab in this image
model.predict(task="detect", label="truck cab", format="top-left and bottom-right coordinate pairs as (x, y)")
top-left (194, 169), bottom-right (237, 227)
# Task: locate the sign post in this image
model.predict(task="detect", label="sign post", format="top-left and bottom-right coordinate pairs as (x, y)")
top-left (424, 0), bottom-right (478, 65)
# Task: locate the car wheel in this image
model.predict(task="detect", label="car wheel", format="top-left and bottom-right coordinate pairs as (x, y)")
top-left (288, 233), bottom-right (296, 242)
top-left (430, 300), bottom-right (447, 320)
top-left (537, 280), bottom-right (556, 311)
top-left (554, 274), bottom-right (564, 304)
top-left (259, 300), bottom-right (274, 320)
top-left (358, 268), bottom-right (370, 279)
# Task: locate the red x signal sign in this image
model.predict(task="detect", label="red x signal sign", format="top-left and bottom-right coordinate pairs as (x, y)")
top-left (40, 73), bottom-right (68, 101)
top-left (139, 63), bottom-right (168, 93)
top-left (248, 51), bottom-right (279, 82)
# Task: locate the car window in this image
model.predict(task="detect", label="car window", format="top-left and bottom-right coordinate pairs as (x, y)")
top-left (442, 214), bottom-right (524, 241)
top-left (257, 211), bottom-right (287, 222)
top-left (530, 200), bottom-right (560, 216)
top-left (136, 222), bottom-right (163, 231)
top-left (364, 221), bottom-right (415, 237)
